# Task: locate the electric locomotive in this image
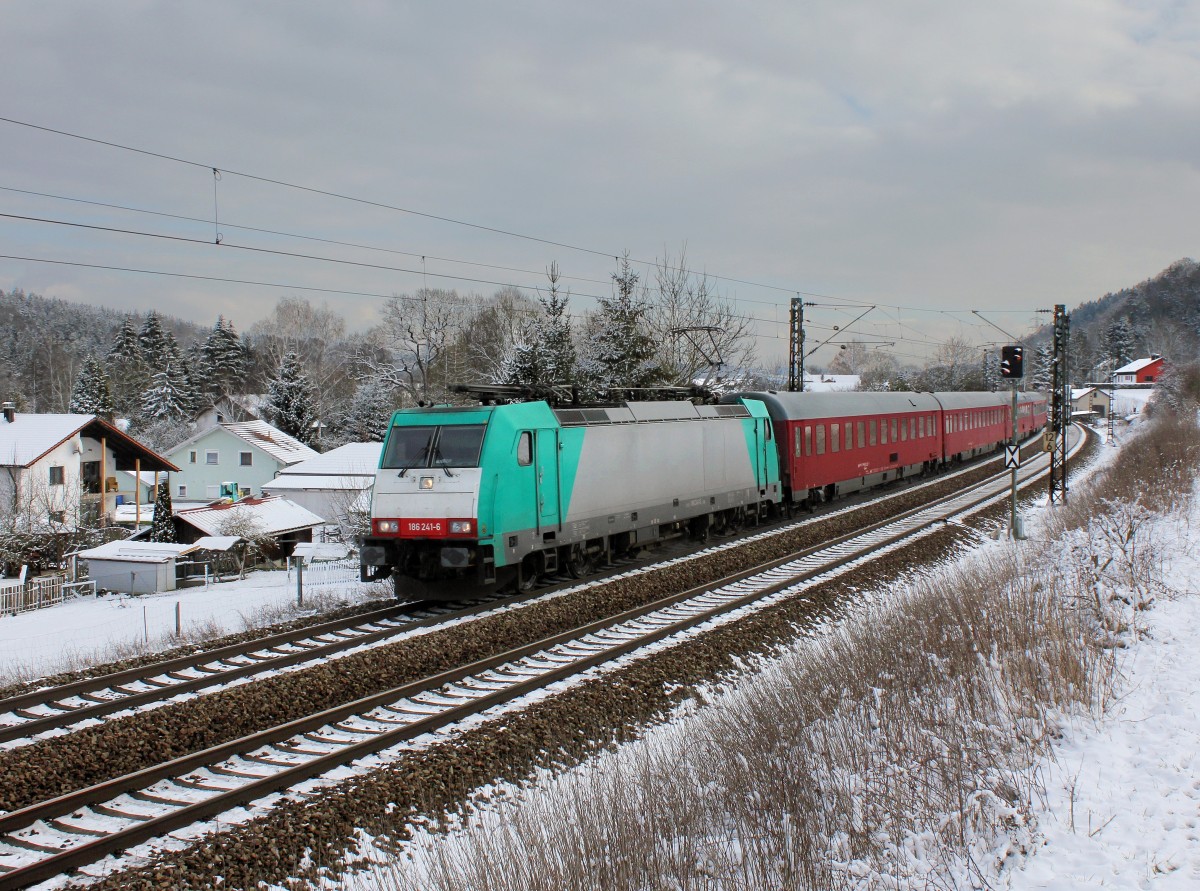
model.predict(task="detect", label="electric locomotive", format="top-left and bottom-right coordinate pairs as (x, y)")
top-left (360, 397), bottom-right (781, 599)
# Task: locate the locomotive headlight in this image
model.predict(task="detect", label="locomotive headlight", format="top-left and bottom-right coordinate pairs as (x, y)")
top-left (450, 520), bottom-right (472, 534)
top-left (375, 519), bottom-right (400, 534)
top-left (420, 476), bottom-right (434, 489)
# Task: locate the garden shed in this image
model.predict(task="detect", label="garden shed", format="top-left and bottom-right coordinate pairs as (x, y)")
top-left (75, 541), bottom-right (194, 594)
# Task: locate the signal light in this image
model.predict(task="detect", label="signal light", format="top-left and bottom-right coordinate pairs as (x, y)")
top-left (1000, 345), bottom-right (1024, 379)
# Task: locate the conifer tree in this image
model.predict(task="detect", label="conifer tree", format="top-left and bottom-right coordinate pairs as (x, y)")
top-left (265, 351), bottom-right (316, 441)
top-left (108, 316), bottom-right (148, 415)
top-left (68, 356), bottom-right (116, 418)
top-left (149, 476), bottom-right (176, 543)
top-left (140, 366), bottom-right (191, 421)
top-left (137, 311), bottom-right (171, 368)
top-left (200, 315), bottom-right (248, 401)
top-left (333, 378), bottom-right (394, 443)
top-left (581, 253), bottom-right (661, 393)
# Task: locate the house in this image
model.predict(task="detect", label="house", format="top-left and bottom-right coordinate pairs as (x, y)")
top-left (192, 394), bottom-right (266, 430)
top-left (0, 403), bottom-right (178, 532)
top-left (1112, 356), bottom-right (1165, 385)
top-left (1071, 387), bottom-right (1111, 418)
top-left (168, 495), bottom-right (324, 558)
top-left (260, 442), bottom-right (380, 525)
top-left (165, 420), bottom-right (319, 503)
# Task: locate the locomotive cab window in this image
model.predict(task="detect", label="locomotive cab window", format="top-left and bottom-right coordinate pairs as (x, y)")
top-left (517, 431), bottom-right (533, 466)
top-left (382, 424), bottom-right (487, 470)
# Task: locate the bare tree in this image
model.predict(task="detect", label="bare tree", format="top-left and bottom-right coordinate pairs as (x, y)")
top-left (648, 248), bottom-right (757, 386)
top-left (215, 506), bottom-right (272, 579)
top-left (359, 289), bottom-right (476, 405)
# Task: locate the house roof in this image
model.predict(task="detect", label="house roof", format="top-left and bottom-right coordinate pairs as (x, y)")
top-left (0, 413), bottom-right (179, 471)
top-left (262, 474), bottom-right (374, 493)
top-left (1114, 357), bottom-right (1163, 375)
top-left (274, 442), bottom-right (382, 478)
top-left (1072, 387), bottom-right (1099, 399)
top-left (168, 419), bottom-right (319, 466)
top-left (175, 495), bottom-right (324, 537)
top-left (75, 540), bottom-right (194, 564)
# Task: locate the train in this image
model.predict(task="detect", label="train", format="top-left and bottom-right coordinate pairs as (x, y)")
top-left (360, 389), bottom-right (1047, 599)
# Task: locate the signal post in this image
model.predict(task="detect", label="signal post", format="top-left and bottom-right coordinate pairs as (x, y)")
top-left (1000, 345), bottom-right (1025, 539)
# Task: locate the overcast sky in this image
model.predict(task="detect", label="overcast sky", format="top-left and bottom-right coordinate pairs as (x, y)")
top-left (3, 1), bottom-right (1199, 366)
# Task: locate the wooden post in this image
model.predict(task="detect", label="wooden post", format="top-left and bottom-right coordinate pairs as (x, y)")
top-left (135, 457), bottom-right (142, 529)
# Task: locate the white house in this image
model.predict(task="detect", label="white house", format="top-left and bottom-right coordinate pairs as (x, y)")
top-left (260, 442), bottom-right (380, 525)
top-left (0, 404), bottom-right (178, 532)
top-left (165, 420), bottom-right (319, 503)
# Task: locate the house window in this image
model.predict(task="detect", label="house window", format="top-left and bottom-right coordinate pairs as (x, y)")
top-left (206, 450), bottom-right (219, 465)
top-left (240, 451), bottom-right (253, 467)
top-left (49, 465), bottom-right (65, 486)
top-left (206, 484), bottom-right (220, 498)
top-left (178, 484), bottom-right (188, 498)
top-left (189, 450), bottom-right (198, 464)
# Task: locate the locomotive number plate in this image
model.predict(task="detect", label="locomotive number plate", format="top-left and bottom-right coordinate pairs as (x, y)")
top-left (402, 519), bottom-right (447, 536)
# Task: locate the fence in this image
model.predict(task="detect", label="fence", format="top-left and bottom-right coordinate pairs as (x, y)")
top-left (286, 556), bottom-right (360, 589)
top-left (1, 574), bottom-right (97, 616)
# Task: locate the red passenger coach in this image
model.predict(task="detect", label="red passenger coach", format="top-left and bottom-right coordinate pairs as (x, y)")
top-left (726, 390), bottom-right (1049, 507)
top-left (729, 391), bottom-right (946, 504)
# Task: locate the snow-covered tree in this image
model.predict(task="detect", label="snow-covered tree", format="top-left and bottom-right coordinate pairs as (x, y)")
top-left (149, 477), bottom-right (175, 543)
top-left (140, 366), bottom-right (191, 422)
top-left (265, 351), bottom-right (316, 441)
top-left (107, 316), bottom-right (148, 414)
top-left (580, 254), bottom-right (662, 394)
top-left (68, 356), bottom-right (115, 418)
top-left (329, 378), bottom-right (395, 445)
top-left (1031, 341), bottom-right (1054, 391)
top-left (137, 311), bottom-right (173, 368)
top-left (1103, 320), bottom-right (1135, 371)
top-left (200, 315), bottom-right (248, 401)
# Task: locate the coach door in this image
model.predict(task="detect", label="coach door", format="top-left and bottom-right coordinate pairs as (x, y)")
top-left (535, 428), bottom-right (561, 532)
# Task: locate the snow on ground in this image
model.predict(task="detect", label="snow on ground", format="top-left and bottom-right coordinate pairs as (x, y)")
top-left (0, 563), bottom-right (388, 683)
top-left (1004, 506), bottom-right (1200, 888)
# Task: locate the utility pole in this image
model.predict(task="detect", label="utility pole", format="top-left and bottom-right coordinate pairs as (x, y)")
top-left (787, 297), bottom-right (805, 392)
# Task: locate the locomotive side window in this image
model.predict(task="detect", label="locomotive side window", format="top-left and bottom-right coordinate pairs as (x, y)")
top-left (869, 420), bottom-right (877, 447)
top-left (517, 431), bottom-right (533, 466)
top-left (815, 425), bottom-right (826, 455)
top-left (831, 423), bottom-right (840, 453)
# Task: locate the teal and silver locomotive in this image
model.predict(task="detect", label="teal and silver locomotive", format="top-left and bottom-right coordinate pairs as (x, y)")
top-left (360, 398), bottom-right (782, 599)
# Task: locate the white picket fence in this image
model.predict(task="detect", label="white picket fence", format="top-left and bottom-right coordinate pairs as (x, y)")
top-left (0, 574), bottom-right (97, 616)
top-left (286, 556), bottom-right (360, 589)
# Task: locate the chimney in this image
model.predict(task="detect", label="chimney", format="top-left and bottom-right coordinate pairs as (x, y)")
top-left (1, 402), bottom-right (14, 423)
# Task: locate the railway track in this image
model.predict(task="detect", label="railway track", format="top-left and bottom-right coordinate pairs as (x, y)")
top-left (0, 432), bottom-right (1038, 750)
top-left (0, 426), bottom-right (1083, 890)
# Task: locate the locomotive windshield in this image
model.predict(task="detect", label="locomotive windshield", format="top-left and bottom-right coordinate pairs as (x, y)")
top-left (381, 424), bottom-right (487, 469)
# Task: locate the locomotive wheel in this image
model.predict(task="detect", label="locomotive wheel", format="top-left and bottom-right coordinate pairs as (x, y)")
top-left (566, 544), bottom-right (595, 579)
top-left (517, 555), bottom-right (540, 591)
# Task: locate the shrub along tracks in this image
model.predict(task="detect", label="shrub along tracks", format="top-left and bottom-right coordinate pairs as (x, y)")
top-left (0, 431), bottom-right (1087, 890)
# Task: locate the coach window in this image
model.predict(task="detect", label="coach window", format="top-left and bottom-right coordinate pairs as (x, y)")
top-left (900, 419), bottom-right (907, 441)
top-left (805, 426), bottom-right (813, 456)
top-left (880, 419), bottom-right (888, 445)
top-left (831, 423), bottom-right (840, 452)
top-left (517, 432), bottom-right (533, 466)
top-left (891, 418), bottom-right (898, 442)
top-left (910, 418), bottom-right (916, 440)
top-left (869, 419), bottom-right (877, 446)
top-left (815, 425), bottom-right (826, 455)
top-left (918, 416), bottom-right (925, 438)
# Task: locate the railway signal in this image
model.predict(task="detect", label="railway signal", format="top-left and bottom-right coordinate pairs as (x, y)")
top-left (999, 345), bottom-right (1025, 379)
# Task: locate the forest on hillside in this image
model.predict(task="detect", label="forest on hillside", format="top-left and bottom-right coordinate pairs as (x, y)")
top-left (4, 256), bottom-right (1197, 451)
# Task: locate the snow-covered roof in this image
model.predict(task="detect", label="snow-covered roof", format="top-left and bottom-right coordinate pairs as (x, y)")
top-left (804, 374), bottom-right (860, 392)
top-left (262, 474), bottom-right (374, 493)
top-left (76, 541), bottom-right (193, 563)
top-left (190, 535), bottom-right (241, 552)
top-left (1114, 357), bottom-right (1163, 375)
top-left (0, 413), bottom-right (94, 467)
top-left (175, 495), bottom-right (324, 537)
top-left (121, 469), bottom-right (160, 487)
top-left (274, 442), bottom-right (382, 478)
top-left (169, 419), bottom-right (319, 466)
top-left (0, 413), bottom-right (178, 471)
top-left (292, 542), bottom-right (352, 562)
top-left (1071, 387), bottom-right (1102, 400)
top-left (112, 504), bottom-right (155, 524)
